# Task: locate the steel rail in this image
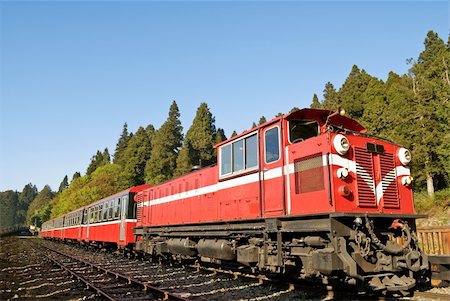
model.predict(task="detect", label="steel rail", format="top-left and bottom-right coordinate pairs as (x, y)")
top-left (32, 242), bottom-right (192, 301)
top-left (412, 291), bottom-right (450, 301)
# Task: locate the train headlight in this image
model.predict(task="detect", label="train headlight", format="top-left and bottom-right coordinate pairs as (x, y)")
top-left (398, 148), bottom-right (411, 165)
top-left (337, 168), bottom-right (349, 179)
top-left (401, 176), bottom-right (413, 186)
top-left (333, 134), bottom-right (350, 155)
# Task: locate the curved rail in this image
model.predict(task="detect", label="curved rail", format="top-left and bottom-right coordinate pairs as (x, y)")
top-left (30, 242), bottom-right (192, 301)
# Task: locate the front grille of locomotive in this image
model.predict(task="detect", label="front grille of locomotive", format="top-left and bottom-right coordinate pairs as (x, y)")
top-left (354, 147), bottom-right (399, 208)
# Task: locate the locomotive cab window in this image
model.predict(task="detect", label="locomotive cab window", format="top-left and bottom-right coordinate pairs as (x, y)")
top-left (220, 133), bottom-right (258, 178)
top-left (265, 127), bottom-right (280, 164)
top-left (289, 119), bottom-right (319, 143)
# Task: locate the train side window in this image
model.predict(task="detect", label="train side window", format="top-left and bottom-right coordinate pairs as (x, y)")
top-left (115, 198), bottom-right (121, 219)
top-left (108, 200), bottom-right (113, 220)
top-left (103, 202), bottom-right (108, 221)
top-left (220, 132), bottom-right (258, 178)
top-left (245, 134), bottom-right (258, 169)
top-left (220, 144), bottom-right (232, 176)
top-left (90, 208), bottom-right (94, 223)
top-left (233, 139), bottom-right (244, 172)
top-left (288, 119), bottom-right (319, 143)
top-left (265, 127), bottom-right (280, 164)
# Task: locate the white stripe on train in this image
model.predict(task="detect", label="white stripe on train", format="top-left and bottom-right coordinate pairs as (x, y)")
top-left (139, 154), bottom-right (410, 209)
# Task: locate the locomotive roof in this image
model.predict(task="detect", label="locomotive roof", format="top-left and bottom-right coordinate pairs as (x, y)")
top-left (215, 108), bottom-right (366, 148)
top-left (285, 108), bottom-right (367, 133)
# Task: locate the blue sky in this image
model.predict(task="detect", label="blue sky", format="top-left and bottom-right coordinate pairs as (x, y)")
top-left (0, 1), bottom-right (448, 192)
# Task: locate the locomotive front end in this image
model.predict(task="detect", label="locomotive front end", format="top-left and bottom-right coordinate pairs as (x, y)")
top-left (283, 109), bottom-right (429, 293)
top-left (326, 132), bottom-right (429, 291)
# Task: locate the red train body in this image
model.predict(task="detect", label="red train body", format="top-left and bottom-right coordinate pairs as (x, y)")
top-left (41, 109), bottom-right (428, 293)
top-left (41, 185), bottom-right (149, 247)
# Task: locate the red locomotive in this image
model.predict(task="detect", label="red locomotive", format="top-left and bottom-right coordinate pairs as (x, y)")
top-left (41, 108), bottom-right (428, 293)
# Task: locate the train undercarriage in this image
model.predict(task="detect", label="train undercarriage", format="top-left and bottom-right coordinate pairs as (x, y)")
top-left (133, 213), bottom-right (429, 293)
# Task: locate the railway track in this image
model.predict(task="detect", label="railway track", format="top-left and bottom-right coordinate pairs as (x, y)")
top-left (411, 291), bottom-right (450, 301)
top-left (30, 239), bottom-right (450, 301)
top-left (33, 239), bottom-right (328, 300)
top-left (30, 242), bottom-right (191, 301)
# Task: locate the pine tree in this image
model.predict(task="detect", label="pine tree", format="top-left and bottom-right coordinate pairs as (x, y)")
top-left (231, 130), bottom-right (238, 137)
top-left (0, 191), bottom-right (19, 228)
top-left (213, 128), bottom-right (227, 158)
top-left (322, 82), bottom-right (339, 110)
top-left (258, 116), bottom-right (267, 125)
top-left (72, 172), bottom-right (81, 182)
top-left (102, 148), bottom-right (111, 164)
top-left (86, 149), bottom-right (109, 175)
top-left (310, 94), bottom-right (321, 109)
top-left (122, 126), bottom-right (154, 185)
top-left (406, 31), bottom-right (450, 196)
top-left (26, 185), bottom-right (54, 226)
top-left (360, 78), bottom-right (388, 135)
top-left (17, 184), bottom-right (38, 224)
top-left (337, 65), bottom-right (374, 118)
top-left (215, 128), bottom-right (227, 143)
top-left (58, 175), bottom-right (69, 193)
top-left (174, 103), bottom-right (216, 176)
top-left (114, 123), bottom-right (132, 165)
top-left (174, 141), bottom-right (193, 177)
top-left (145, 101), bottom-right (183, 184)
top-left (251, 122), bottom-right (257, 128)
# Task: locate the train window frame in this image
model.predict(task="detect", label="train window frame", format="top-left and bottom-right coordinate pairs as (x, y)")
top-left (108, 200), bottom-right (113, 220)
top-left (264, 126), bottom-right (281, 164)
top-left (219, 132), bottom-right (259, 179)
top-left (288, 119), bottom-right (320, 144)
top-left (103, 202), bottom-right (108, 221)
top-left (115, 198), bottom-right (121, 219)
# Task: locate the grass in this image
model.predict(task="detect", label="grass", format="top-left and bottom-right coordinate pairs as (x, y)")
top-left (414, 188), bottom-right (450, 227)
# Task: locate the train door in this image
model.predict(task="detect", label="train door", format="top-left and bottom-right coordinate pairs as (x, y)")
top-left (119, 195), bottom-right (128, 242)
top-left (86, 207), bottom-right (90, 240)
top-left (78, 211), bottom-right (82, 240)
top-left (261, 122), bottom-right (285, 216)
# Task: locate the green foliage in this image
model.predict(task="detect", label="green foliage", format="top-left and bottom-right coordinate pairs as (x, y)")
top-left (414, 188), bottom-right (450, 225)
top-left (72, 171), bottom-right (81, 182)
top-left (258, 116), bottom-right (267, 125)
top-left (173, 102), bottom-right (217, 177)
top-left (322, 82), bottom-right (339, 110)
top-left (0, 191), bottom-right (19, 228)
top-left (58, 175), bottom-right (69, 193)
top-left (114, 123), bottom-right (132, 165)
top-left (215, 128), bottom-right (227, 144)
top-left (86, 150), bottom-right (108, 175)
top-left (16, 183), bottom-right (38, 224)
top-left (50, 164), bottom-right (129, 218)
top-left (231, 130), bottom-right (238, 137)
top-left (145, 101), bottom-right (183, 184)
top-left (309, 94), bottom-right (321, 109)
top-left (26, 185), bottom-right (54, 227)
top-left (174, 140), bottom-right (193, 177)
top-left (122, 126), bottom-right (154, 186)
top-left (337, 65), bottom-right (374, 119)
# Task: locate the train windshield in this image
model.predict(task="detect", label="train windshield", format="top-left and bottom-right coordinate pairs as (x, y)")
top-left (289, 119), bottom-right (319, 143)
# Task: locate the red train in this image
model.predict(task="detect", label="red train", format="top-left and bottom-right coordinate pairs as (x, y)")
top-left (41, 108), bottom-right (428, 293)
top-left (41, 185), bottom-right (150, 246)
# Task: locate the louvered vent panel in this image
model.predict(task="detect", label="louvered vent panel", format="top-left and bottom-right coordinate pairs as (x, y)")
top-left (294, 153), bottom-right (324, 194)
top-left (380, 153), bottom-right (399, 208)
top-left (135, 193), bottom-right (143, 221)
top-left (355, 147), bottom-right (377, 207)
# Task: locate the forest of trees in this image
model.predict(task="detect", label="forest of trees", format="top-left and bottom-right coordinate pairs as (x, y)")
top-left (0, 30), bottom-right (448, 229)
